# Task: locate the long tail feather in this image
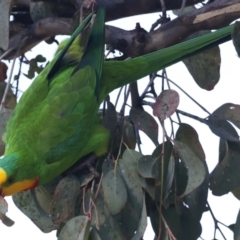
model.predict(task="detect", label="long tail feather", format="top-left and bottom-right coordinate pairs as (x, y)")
top-left (101, 24), bottom-right (232, 100)
top-left (72, 7), bottom-right (105, 98)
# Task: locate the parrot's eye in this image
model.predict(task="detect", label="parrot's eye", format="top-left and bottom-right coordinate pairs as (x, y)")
top-left (8, 177), bottom-right (14, 184)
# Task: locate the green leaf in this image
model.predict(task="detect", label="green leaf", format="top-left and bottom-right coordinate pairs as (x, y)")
top-left (210, 141), bottom-right (240, 196)
top-left (35, 54), bottom-right (47, 62)
top-left (0, 214), bottom-right (14, 227)
top-left (205, 115), bottom-right (239, 142)
top-left (13, 190), bottom-right (58, 232)
top-left (51, 175), bottom-right (81, 225)
top-left (137, 155), bottom-right (159, 179)
top-left (131, 194), bottom-right (147, 240)
top-left (174, 140), bottom-right (206, 196)
top-left (137, 141), bottom-right (174, 201)
top-left (89, 228), bottom-right (102, 240)
top-left (117, 149), bottom-right (145, 237)
top-left (182, 30), bottom-right (221, 90)
top-left (58, 216), bottom-right (91, 240)
top-left (130, 108), bottom-right (159, 146)
top-left (162, 205), bottom-right (202, 240)
top-left (31, 186), bottom-right (52, 215)
top-left (176, 123), bottom-right (205, 161)
top-left (102, 170), bottom-right (127, 215)
top-left (91, 189), bottom-right (126, 240)
top-left (212, 103), bottom-right (240, 129)
top-left (24, 55), bottom-right (46, 79)
top-left (123, 117), bottom-right (136, 149)
top-left (0, 196), bottom-right (8, 214)
top-left (232, 21), bottom-right (240, 57)
top-left (234, 208), bottom-right (240, 240)
top-left (0, 196), bottom-right (14, 227)
top-left (175, 123), bottom-right (208, 220)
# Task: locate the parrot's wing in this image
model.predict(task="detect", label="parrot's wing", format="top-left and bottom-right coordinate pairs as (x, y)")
top-left (72, 6), bottom-right (105, 98)
top-left (38, 7), bottom-right (106, 164)
top-left (5, 8), bottom-right (106, 162)
top-left (4, 11), bottom-right (94, 147)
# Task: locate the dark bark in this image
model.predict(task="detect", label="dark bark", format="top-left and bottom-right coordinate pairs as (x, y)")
top-left (2, 0), bottom-right (240, 59)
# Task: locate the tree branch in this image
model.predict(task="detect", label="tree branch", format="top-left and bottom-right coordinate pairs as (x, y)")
top-left (3, 0), bottom-right (240, 60)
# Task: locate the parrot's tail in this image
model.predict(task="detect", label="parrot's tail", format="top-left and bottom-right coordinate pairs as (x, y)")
top-left (100, 24), bottom-right (232, 101)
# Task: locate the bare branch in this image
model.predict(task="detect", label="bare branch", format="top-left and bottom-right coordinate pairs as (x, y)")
top-left (3, 0), bottom-right (240, 60)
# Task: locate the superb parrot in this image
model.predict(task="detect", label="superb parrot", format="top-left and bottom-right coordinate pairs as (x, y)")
top-left (0, 7), bottom-right (234, 196)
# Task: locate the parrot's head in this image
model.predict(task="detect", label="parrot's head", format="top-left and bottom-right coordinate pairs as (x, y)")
top-left (0, 154), bottom-right (39, 196)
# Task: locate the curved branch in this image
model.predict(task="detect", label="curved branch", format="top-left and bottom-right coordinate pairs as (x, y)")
top-left (16, 0), bottom-right (203, 20)
top-left (3, 0), bottom-right (240, 60)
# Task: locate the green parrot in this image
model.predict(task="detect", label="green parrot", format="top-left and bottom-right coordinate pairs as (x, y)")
top-left (0, 7), bottom-right (234, 196)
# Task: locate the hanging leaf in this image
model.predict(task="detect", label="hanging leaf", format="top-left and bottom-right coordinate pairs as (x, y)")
top-left (78, 173), bottom-right (94, 187)
top-left (31, 186), bottom-right (53, 215)
top-left (182, 30), bottom-right (221, 90)
top-left (174, 140), bottom-right (206, 196)
top-left (119, 149), bottom-right (155, 200)
top-left (232, 21), bottom-right (240, 57)
top-left (58, 216), bottom-right (91, 240)
top-left (0, 196), bottom-right (14, 227)
top-left (212, 103), bottom-right (240, 129)
top-left (217, 136), bottom-right (240, 200)
top-left (130, 108), bottom-right (159, 146)
top-left (153, 90), bottom-right (179, 120)
top-left (137, 141), bottom-right (174, 200)
top-left (234, 209), bottom-right (240, 240)
top-left (175, 123), bottom-right (208, 220)
top-left (205, 115), bottom-right (240, 142)
top-left (51, 175), bottom-right (81, 225)
top-left (91, 189), bottom-right (126, 240)
top-left (137, 155), bottom-right (160, 179)
top-left (123, 117), bottom-right (136, 149)
top-left (102, 170), bottom-right (127, 215)
top-left (131, 195), bottom-right (147, 240)
top-left (13, 190), bottom-right (58, 232)
top-left (89, 228), bottom-right (102, 240)
top-left (24, 55), bottom-right (46, 79)
top-left (210, 141), bottom-right (240, 196)
top-left (175, 123), bottom-right (205, 160)
top-left (162, 205), bottom-right (202, 240)
top-left (117, 149), bottom-right (145, 238)
top-left (0, 196), bottom-right (8, 215)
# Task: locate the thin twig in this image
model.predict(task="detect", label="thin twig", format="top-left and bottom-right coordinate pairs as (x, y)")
top-left (14, 55), bottom-right (24, 96)
top-left (176, 109), bottom-right (206, 123)
top-left (207, 202), bottom-right (227, 240)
